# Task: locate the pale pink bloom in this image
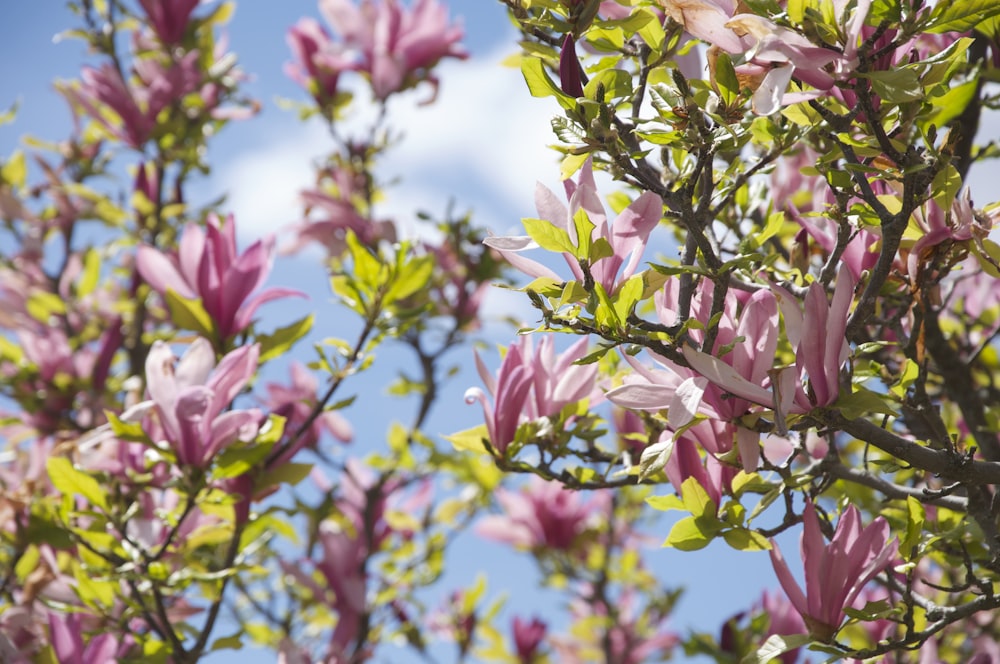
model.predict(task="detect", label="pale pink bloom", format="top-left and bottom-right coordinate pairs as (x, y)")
top-left (319, 0), bottom-right (467, 100)
top-left (138, 0), bottom-right (199, 44)
top-left (769, 501), bottom-right (898, 641)
top-left (137, 213), bottom-right (303, 340)
top-left (906, 188), bottom-right (991, 280)
top-left (659, 0), bottom-right (751, 54)
top-left (485, 159), bottom-right (663, 294)
top-left (144, 337), bottom-right (261, 468)
top-left (476, 476), bottom-right (609, 551)
top-left (61, 52), bottom-right (201, 148)
top-left (465, 335), bottom-right (598, 454)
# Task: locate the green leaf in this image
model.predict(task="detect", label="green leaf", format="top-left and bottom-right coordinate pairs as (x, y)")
top-left (163, 289), bottom-right (214, 338)
top-left (571, 208), bottom-right (595, 259)
top-left (638, 438), bottom-right (675, 481)
top-left (47, 457), bottom-right (108, 512)
top-left (741, 634), bottom-right (813, 664)
top-left (210, 633), bottom-right (244, 652)
top-left (445, 425), bottom-right (491, 454)
top-left (1, 150), bottom-right (26, 189)
top-left (843, 599), bottom-right (896, 621)
top-left (722, 527), bottom-right (772, 551)
top-left (521, 57), bottom-right (574, 109)
top-left (663, 516), bottom-right (720, 551)
top-left (0, 100), bottom-right (17, 127)
top-left (26, 291), bottom-right (67, 322)
top-left (636, 8), bottom-right (666, 49)
top-left (926, 0), bottom-right (1000, 33)
top-left (584, 68), bottom-right (632, 102)
top-left (212, 440), bottom-right (275, 480)
top-left (77, 248), bottom-right (102, 298)
top-left (901, 495), bottom-right (925, 559)
top-left (680, 476), bottom-right (717, 519)
top-left (258, 462), bottom-right (312, 490)
top-left (834, 386), bottom-right (898, 420)
top-left (924, 79), bottom-right (978, 129)
top-left (863, 69), bottom-right (924, 103)
top-left (385, 255), bottom-right (434, 304)
top-left (713, 51), bottom-right (740, 106)
top-left (522, 217), bottom-right (575, 254)
top-left (646, 494), bottom-right (685, 511)
top-left (105, 410), bottom-right (148, 442)
top-left (613, 274), bottom-right (644, 323)
top-left (930, 164), bottom-right (962, 211)
top-left (258, 314), bottom-right (314, 362)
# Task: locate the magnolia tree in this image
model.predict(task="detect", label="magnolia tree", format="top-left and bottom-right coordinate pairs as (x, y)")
top-left (2, 0), bottom-right (1000, 662)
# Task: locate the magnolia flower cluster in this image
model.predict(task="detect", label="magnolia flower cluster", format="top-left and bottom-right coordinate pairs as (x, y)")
top-left (286, 0), bottom-right (467, 105)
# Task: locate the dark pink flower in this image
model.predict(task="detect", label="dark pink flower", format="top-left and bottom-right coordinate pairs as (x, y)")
top-left (61, 53), bottom-right (201, 148)
top-left (769, 501), bottom-right (898, 641)
top-left (476, 476), bottom-right (609, 551)
top-left (138, 0), bottom-right (199, 44)
top-left (137, 213), bottom-right (303, 340)
top-left (285, 18), bottom-right (354, 104)
top-left (265, 362), bottom-right (353, 462)
top-left (512, 616), bottom-right (547, 663)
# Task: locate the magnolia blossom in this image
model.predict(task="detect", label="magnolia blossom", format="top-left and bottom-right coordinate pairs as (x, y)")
top-left (138, 0), bottom-right (199, 44)
top-left (661, 0), bottom-right (873, 114)
top-left (485, 158), bottom-right (663, 294)
top-left (318, 0), bottom-right (467, 100)
top-left (769, 501), bottom-right (898, 641)
top-left (512, 616), bottom-right (547, 663)
top-left (137, 213), bottom-right (302, 340)
top-left (264, 362), bottom-right (353, 463)
top-left (144, 338), bottom-right (261, 468)
top-left (476, 476), bottom-right (610, 551)
top-left (465, 335), bottom-right (598, 454)
top-left (906, 188), bottom-right (992, 280)
top-left (285, 18), bottom-right (354, 104)
top-left (60, 53), bottom-right (201, 148)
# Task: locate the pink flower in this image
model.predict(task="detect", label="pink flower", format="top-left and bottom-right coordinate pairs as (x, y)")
top-left (61, 53), bottom-right (201, 148)
top-left (144, 337), bottom-right (261, 468)
top-left (137, 213), bottom-right (303, 341)
top-left (285, 18), bottom-right (353, 104)
top-left (465, 340), bottom-right (533, 455)
top-left (769, 501), bottom-right (898, 641)
top-left (512, 616), bottom-right (547, 663)
top-left (465, 335), bottom-right (599, 454)
top-left (476, 476), bottom-right (609, 551)
top-left (284, 186), bottom-right (396, 256)
top-left (264, 362), bottom-right (353, 462)
top-left (484, 158), bottom-right (663, 294)
top-left (138, 0), bottom-right (199, 44)
top-left (773, 264), bottom-right (855, 410)
top-left (48, 612), bottom-right (119, 664)
top-left (319, 0), bottom-right (467, 100)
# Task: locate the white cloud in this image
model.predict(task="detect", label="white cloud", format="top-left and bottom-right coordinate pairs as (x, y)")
top-left (214, 37), bottom-right (563, 243)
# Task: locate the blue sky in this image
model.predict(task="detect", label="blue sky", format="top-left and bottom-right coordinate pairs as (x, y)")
top-left (5, 2), bottom-right (999, 663)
